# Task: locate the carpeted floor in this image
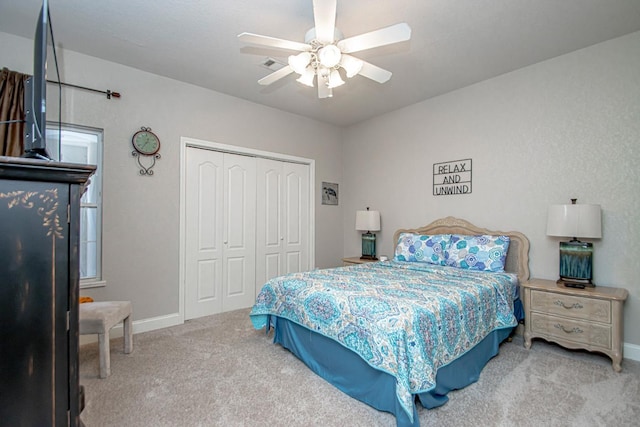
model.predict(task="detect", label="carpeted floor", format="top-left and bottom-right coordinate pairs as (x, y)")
top-left (79, 308), bottom-right (640, 426)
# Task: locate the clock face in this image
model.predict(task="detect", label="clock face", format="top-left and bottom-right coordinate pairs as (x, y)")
top-left (132, 130), bottom-right (160, 155)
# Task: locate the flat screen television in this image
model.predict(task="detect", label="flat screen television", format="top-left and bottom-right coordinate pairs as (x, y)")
top-left (23, 0), bottom-right (58, 160)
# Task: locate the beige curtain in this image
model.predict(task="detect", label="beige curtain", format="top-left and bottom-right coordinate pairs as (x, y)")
top-left (0, 67), bottom-right (28, 157)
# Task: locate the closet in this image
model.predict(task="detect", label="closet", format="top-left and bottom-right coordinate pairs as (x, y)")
top-left (184, 145), bottom-right (311, 320)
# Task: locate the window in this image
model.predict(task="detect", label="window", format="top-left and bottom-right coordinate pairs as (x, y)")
top-left (46, 123), bottom-right (104, 287)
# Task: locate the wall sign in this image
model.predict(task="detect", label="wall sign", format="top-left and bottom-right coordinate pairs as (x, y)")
top-left (433, 159), bottom-right (472, 196)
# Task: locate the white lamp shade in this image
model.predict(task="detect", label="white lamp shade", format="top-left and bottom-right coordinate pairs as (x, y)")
top-left (326, 69), bottom-right (345, 89)
top-left (340, 55), bottom-right (363, 78)
top-left (296, 67), bottom-right (315, 87)
top-left (355, 210), bottom-right (380, 232)
top-left (288, 52), bottom-right (312, 74)
top-left (546, 204), bottom-right (602, 238)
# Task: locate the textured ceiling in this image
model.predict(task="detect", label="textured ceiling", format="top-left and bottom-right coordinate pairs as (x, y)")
top-left (1, 0), bottom-right (640, 127)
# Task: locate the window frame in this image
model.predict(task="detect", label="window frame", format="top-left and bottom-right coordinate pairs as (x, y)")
top-left (46, 122), bottom-right (105, 288)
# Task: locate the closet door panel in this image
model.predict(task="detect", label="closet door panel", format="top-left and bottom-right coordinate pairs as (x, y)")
top-left (256, 159), bottom-right (283, 288)
top-left (196, 260), bottom-right (217, 300)
top-left (222, 153), bottom-right (256, 311)
top-left (286, 172), bottom-right (301, 244)
top-left (283, 163), bottom-right (309, 274)
top-left (265, 254), bottom-right (281, 282)
top-left (185, 148), bottom-right (224, 319)
top-left (285, 252), bottom-right (302, 273)
top-left (264, 169), bottom-right (281, 248)
top-left (225, 257), bottom-right (246, 296)
top-left (195, 161), bottom-right (219, 301)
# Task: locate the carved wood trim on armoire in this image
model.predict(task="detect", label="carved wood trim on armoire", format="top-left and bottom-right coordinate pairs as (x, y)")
top-left (0, 156), bottom-right (95, 426)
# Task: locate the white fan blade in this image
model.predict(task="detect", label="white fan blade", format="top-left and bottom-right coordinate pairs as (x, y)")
top-left (317, 74), bottom-right (332, 98)
top-left (238, 32), bottom-right (311, 52)
top-left (358, 61), bottom-right (392, 84)
top-left (337, 23), bottom-right (411, 54)
top-left (313, 0), bottom-right (337, 43)
top-left (258, 65), bottom-right (294, 86)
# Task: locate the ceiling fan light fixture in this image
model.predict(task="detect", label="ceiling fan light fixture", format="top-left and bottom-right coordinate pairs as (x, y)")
top-left (288, 51), bottom-right (312, 74)
top-left (340, 55), bottom-right (363, 78)
top-left (238, 0), bottom-right (412, 98)
top-left (327, 69), bottom-right (345, 89)
top-left (296, 67), bottom-right (316, 87)
top-left (318, 44), bottom-right (342, 68)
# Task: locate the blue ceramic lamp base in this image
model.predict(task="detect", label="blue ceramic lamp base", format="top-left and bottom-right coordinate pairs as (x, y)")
top-left (361, 232), bottom-right (377, 260)
top-left (557, 240), bottom-right (595, 288)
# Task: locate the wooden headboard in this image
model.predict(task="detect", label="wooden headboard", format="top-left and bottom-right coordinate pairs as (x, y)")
top-left (392, 216), bottom-right (530, 282)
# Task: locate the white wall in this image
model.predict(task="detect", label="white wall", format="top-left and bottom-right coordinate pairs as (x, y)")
top-left (0, 32), bottom-right (344, 324)
top-left (343, 31), bottom-right (640, 348)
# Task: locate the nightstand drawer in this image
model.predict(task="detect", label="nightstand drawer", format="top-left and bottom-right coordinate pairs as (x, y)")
top-left (530, 312), bottom-right (611, 349)
top-left (530, 289), bottom-right (611, 323)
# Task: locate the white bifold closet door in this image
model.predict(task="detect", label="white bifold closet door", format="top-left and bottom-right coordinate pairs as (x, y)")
top-left (185, 148), bottom-right (256, 320)
top-left (255, 159), bottom-right (310, 294)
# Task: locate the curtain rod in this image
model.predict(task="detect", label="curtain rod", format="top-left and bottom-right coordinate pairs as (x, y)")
top-left (46, 79), bottom-right (121, 99)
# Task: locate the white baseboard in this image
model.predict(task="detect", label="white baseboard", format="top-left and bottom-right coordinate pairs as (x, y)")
top-left (79, 312), bottom-right (182, 346)
top-left (624, 342), bottom-right (640, 362)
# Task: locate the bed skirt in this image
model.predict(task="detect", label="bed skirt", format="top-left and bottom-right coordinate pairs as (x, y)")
top-left (272, 316), bottom-right (516, 427)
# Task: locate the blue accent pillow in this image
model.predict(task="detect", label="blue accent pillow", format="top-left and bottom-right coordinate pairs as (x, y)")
top-left (444, 234), bottom-right (511, 272)
top-left (394, 233), bottom-right (451, 265)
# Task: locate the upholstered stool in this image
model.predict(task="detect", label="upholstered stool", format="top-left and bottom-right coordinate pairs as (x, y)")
top-left (79, 301), bottom-right (133, 378)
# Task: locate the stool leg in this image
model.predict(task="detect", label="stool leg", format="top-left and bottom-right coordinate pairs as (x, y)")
top-left (123, 315), bottom-right (133, 354)
top-left (98, 332), bottom-right (111, 379)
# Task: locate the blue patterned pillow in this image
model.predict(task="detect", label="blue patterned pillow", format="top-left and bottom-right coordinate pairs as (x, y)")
top-left (394, 233), bottom-right (451, 265)
top-left (444, 234), bottom-right (510, 272)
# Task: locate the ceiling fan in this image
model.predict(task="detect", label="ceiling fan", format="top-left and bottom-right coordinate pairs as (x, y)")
top-left (237, 0), bottom-right (411, 98)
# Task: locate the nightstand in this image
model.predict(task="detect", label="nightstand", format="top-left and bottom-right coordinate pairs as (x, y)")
top-left (521, 278), bottom-right (628, 372)
top-left (342, 257), bottom-right (378, 266)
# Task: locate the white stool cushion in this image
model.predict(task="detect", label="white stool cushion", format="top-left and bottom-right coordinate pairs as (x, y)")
top-left (79, 301), bottom-right (132, 334)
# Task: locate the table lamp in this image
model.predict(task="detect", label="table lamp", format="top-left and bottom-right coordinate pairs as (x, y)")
top-left (355, 207), bottom-right (380, 260)
top-left (546, 199), bottom-right (601, 288)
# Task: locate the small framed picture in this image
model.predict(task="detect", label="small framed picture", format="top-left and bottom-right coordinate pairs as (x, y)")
top-left (322, 182), bottom-right (339, 205)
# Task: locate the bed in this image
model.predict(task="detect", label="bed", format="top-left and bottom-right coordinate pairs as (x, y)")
top-left (250, 216), bottom-right (530, 426)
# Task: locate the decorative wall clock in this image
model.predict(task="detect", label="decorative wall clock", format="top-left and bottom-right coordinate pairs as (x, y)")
top-left (131, 127), bottom-right (161, 175)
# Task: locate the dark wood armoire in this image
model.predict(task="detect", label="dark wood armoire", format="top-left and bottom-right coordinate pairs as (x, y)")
top-left (0, 156), bottom-right (95, 426)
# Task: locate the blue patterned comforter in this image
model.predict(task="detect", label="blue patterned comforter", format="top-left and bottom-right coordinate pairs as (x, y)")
top-left (250, 261), bottom-right (518, 422)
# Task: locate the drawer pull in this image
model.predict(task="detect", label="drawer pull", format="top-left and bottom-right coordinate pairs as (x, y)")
top-left (554, 300), bottom-right (583, 310)
top-left (554, 324), bottom-right (583, 334)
